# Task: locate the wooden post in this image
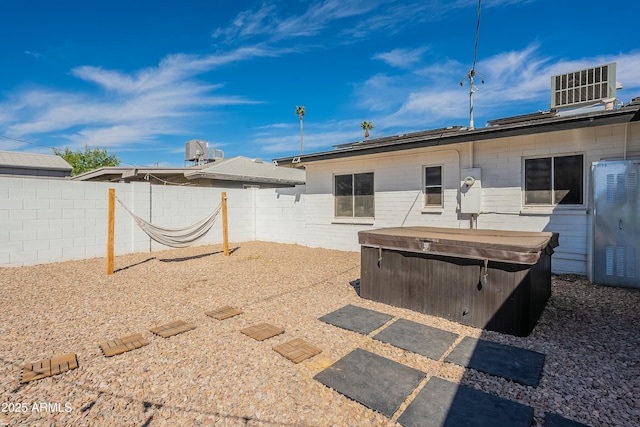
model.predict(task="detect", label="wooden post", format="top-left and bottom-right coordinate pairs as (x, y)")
top-left (106, 188), bottom-right (115, 274)
top-left (222, 192), bottom-right (229, 256)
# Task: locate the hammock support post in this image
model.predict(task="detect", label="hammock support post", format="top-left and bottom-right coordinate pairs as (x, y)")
top-left (107, 190), bottom-right (223, 271)
top-left (222, 192), bottom-right (229, 256)
top-left (107, 188), bottom-right (115, 275)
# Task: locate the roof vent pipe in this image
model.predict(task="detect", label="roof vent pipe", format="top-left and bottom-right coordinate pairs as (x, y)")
top-left (602, 97), bottom-right (616, 111)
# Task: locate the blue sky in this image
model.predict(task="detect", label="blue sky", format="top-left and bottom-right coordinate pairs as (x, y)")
top-left (1, 0), bottom-right (639, 167)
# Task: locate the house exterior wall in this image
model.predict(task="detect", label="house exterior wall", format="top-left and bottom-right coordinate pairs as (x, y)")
top-left (299, 121), bottom-right (640, 276)
top-left (302, 149), bottom-right (463, 251)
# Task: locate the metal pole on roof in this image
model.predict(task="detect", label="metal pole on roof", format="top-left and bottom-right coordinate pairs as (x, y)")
top-left (461, 0), bottom-right (484, 131)
top-left (469, 70), bottom-right (476, 130)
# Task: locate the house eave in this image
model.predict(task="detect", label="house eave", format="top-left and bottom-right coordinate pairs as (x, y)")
top-left (273, 106), bottom-right (640, 166)
top-left (72, 167), bottom-right (190, 181)
top-left (185, 171), bottom-right (304, 185)
top-left (0, 164), bottom-right (72, 172)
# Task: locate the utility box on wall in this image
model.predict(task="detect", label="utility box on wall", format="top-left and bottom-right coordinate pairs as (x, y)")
top-left (460, 168), bottom-right (481, 214)
top-left (592, 160), bottom-right (639, 288)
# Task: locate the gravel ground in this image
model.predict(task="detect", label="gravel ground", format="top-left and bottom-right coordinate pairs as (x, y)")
top-left (0, 241), bottom-right (638, 427)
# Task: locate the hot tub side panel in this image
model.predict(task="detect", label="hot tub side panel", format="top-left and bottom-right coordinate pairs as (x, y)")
top-left (360, 247), bottom-right (551, 336)
top-left (525, 252), bottom-right (552, 329)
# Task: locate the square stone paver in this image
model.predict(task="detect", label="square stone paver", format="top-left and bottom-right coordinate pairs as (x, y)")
top-left (205, 306), bottom-right (243, 320)
top-left (314, 348), bottom-right (425, 418)
top-left (100, 333), bottom-right (149, 357)
top-left (445, 337), bottom-right (545, 387)
top-left (240, 323), bottom-right (284, 341)
top-left (319, 304), bottom-right (393, 335)
top-left (373, 319), bottom-right (458, 361)
top-left (273, 338), bottom-right (322, 363)
top-left (149, 320), bottom-right (196, 338)
top-left (397, 377), bottom-right (534, 427)
top-left (21, 353), bottom-right (78, 383)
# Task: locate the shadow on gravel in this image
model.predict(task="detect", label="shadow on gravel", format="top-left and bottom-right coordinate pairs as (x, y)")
top-left (158, 247), bottom-right (240, 263)
top-left (115, 257), bottom-right (156, 273)
top-left (455, 274), bottom-right (640, 427)
top-left (340, 273), bottom-right (636, 426)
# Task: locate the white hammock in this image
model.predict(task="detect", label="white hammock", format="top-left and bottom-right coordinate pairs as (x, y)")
top-left (117, 197), bottom-right (222, 248)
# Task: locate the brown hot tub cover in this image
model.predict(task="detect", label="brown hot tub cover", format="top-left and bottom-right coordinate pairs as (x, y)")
top-left (358, 227), bottom-right (559, 265)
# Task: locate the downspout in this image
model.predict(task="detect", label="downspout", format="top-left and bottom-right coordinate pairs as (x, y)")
top-left (469, 141), bottom-right (476, 229)
top-left (624, 123), bottom-right (628, 160)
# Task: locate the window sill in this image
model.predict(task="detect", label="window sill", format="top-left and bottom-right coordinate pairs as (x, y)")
top-left (520, 206), bottom-right (588, 215)
top-left (332, 217), bottom-right (375, 225)
top-left (421, 207), bottom-right (444, 214)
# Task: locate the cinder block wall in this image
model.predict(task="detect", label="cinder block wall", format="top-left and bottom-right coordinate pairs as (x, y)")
top-left (1, 178), bottom-right (120, 266)
top-left (0, 178), bottom-right (256, 267)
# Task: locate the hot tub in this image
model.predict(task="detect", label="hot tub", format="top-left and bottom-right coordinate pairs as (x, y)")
top-left (358, 227), bottom-right (559, 337)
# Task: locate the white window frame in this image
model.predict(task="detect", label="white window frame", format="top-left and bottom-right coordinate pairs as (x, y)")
top-left (423, 164), bottom-right (444, 210)
top-left (522, 153), bottom-right (585, 208)
top-left (333, 172), bottom-right (375, 221)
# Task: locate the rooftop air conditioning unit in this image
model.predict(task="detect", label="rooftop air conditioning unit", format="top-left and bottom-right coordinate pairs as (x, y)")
top-left (211, 148), bottom-right (224, 160)
top-left (185, 140), bottom-right (209, 162)
top-left (551, 63), bottom-right (617, 110)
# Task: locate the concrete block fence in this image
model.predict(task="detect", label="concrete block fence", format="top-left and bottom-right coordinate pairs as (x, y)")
top-left (0, 177), bottom-right (306, 267)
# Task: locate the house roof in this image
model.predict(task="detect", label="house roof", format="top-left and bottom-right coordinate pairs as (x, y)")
top-left (72, 156), bottom-right (305, 185)
top-left (273, 103), bottom-right (640, 166)
top-left (0, 150), bottom-right (72, 171)
top-left (183, 156), bottom-right (305, 185)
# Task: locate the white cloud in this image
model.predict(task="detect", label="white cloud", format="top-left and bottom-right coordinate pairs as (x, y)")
top-left (71, 46), bottom-right (281, 94)
top-left (397, 89), bottom-right (467, 119)
top-left (255, 125), bottom-right (363, 154)
top-left (354, 45), bottom-right (640, 133)
top-left (0, 46), bottom-right (274, 151)
top-left (60, 125), bottom-right (160, 151)
top-left (256, 123), bottom-right (293, 131)
top-left (213, 0), bottom-right (387, 44)
top-left (5, 0), bottom-right (639, 164)
top-left (374, 47), bottom-right (429, 69)
top-left (24, 50), bottom-right (41, 58)
top-left (342, 0), bottom-right (499, 39)
top-left (254, 45), bottom-right (640, 157)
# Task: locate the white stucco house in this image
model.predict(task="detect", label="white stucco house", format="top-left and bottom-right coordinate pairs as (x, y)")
top-left (274, 98), bottom-right (640, 284)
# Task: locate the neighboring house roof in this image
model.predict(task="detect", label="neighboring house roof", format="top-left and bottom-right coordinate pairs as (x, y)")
top-left (72, 166), bottom-right (194, 182)
top-left (72, 156), bottom-right (305, 185)
top-left (273, 102), bottom-right (640, 166)
top-left (184, 156), bottom-right (305, 185)
top-left (0, 150), bottom-right (72, 171)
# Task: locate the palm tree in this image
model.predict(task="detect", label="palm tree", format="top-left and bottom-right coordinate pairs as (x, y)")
top-left (360, 120), bottom-right (374, 141)
top-left (296, 106), bottom-right (305, 154)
